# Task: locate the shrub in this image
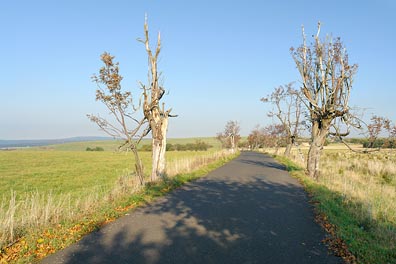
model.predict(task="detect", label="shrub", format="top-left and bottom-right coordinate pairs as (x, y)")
top-left (140, 140), bottom-right (212, 151)
top-left (362, 138), bottom-right (396, 148)
top-left (86, 147), bottom-right (104, 151)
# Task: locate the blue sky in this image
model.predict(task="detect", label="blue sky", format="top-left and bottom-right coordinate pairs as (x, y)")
top-left (1, 0), bottom-right (395, 139)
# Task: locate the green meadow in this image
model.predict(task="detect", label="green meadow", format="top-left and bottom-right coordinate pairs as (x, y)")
top-left (0, 137), bottom-right (222, 202)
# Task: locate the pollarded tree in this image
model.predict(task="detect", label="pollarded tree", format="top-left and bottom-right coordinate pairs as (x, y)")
top-left (88, 52), bottom-right (147, 185)
top-left (261, 83), bottom-right (302, 157)
top-left (291, 22), bottom-right (358, 179)
top-left (138, 19), bottom-right (176, 181)
top-left (217, 121), bottom-right (241, 153)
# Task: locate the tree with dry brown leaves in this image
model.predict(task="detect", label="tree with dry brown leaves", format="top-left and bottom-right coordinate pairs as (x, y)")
top-left (88, 52), bottom-right (147, 185)
top-left (291, 22), bottom-right (358, 179)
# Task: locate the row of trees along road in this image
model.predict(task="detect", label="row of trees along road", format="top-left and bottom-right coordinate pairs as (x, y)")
top-left (262, 22), bottom-right (359, 180)
top-left (88, 18), bottom-right (175, 184)
top-left (88, 19), bottom-right (394, 183)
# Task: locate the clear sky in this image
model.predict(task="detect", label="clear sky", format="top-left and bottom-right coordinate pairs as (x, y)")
top-left (1, 0), bottom-right (395, 139)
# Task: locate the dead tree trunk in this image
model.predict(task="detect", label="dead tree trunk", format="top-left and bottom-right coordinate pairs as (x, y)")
top-left (139, 18), bottom-right (175, 182)
top-left (150, 113), bottom-right (168, 180)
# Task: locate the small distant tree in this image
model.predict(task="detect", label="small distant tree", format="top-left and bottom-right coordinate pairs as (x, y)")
top-left (361, 116), bottom-right (396, 149)
top-left (291, 22), bottom-right (358, 179)
top-left (261, 83), bottom-right (302, 157)
top-left (248, 125), bottom-right (264, 149)
top-left (366, 116), bottom-right (390, 148)
top-left (88, 53), bottom-right (146, 185)
top-left (217, 121), bottom-right (241, 153)
top-left (138, 18), bottom-right (176, 181)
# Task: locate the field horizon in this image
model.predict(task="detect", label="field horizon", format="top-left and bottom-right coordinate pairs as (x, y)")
top-left (0, 136), bottom-right (225, 150)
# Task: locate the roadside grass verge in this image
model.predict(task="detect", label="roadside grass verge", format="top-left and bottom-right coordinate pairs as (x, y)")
top-left (0, 150), bottom-right (238, 263)
top-left (274, 154), bottom-right (396, 264)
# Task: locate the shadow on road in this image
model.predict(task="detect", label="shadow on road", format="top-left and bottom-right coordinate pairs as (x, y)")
top-left (45, 152), bottom-right (340, 264)
top-left (238, 158), bottom-right (288, 171)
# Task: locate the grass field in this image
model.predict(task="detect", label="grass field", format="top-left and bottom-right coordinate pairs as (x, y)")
top-left (0, 149), bottom-right (223, 202)
top-left (270, 144), bottom-right (396, 264)
top-left (0, 151), bottom-right (136, 201)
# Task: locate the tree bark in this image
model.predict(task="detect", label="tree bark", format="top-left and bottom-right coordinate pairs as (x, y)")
top-left (150, 117), bottom-right (168, 181)
top-left (307, 119), bottom-right (330, 179)
top-left (230, 134), bottom-right (235, 153)
top-left (284, 142), bottom-right (292, 157)
top-left (131, 146), bottom-right (144, 185)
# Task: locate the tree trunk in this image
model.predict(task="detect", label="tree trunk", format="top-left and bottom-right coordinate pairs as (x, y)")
top-left (307, 119), bottom-right (330, 179)
top-left (131, 146), bottom-right (144, 185)
top-left (230, 135), bottom-right (235, 153)
top-left (284, 143), bottom-right (292, 157)
top-left (284, 135), bottom-right (296, 157)
top-left (274, 143), bottom-right (280, 155)
top-left (151, 117), bottom-right (168, 181)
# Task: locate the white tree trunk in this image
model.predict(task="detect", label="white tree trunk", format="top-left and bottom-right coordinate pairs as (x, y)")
top-left (151, 117), bottom-right (168, 181)
top-left (230, 135), bottom-right (235, 153)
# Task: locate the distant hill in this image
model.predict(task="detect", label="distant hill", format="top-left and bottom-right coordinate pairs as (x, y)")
top-left (0, 137), bottom-right (113, 149)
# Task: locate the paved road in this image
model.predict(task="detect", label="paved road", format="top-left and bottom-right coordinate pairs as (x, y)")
top-left (42, 152), bottom-right (342, 264)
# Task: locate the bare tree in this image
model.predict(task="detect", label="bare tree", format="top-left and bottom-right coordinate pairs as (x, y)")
top-left (88, 52), bottom-right (146, 185)
top-left (138, 18), bottom-right (176, 181)
top-left (291, 22), bottom-right (358, 179)
top-left (366, 115), bottom-right (390, 148)
top-left (217, 121), bottom-right (241, 153)
top-left (248, 125), bottom-right (264, 150)
top-left (261, 83), bottom-right (302, 157)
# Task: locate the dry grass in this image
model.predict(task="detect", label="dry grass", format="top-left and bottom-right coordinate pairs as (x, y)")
top-left (166, 150), bottom-right (231, 176)
top-left (0, 150), bottom-right (233, 248)
top-left (318, 150), bottom-right (396, 245)
top-left (284, 147), bottom-right (396, 229)
top-left (265, 144), bottom-right (396, 263)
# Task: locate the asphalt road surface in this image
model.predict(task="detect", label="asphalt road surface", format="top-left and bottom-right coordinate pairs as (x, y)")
top-left (42, 151), bottom-right (342, 264)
